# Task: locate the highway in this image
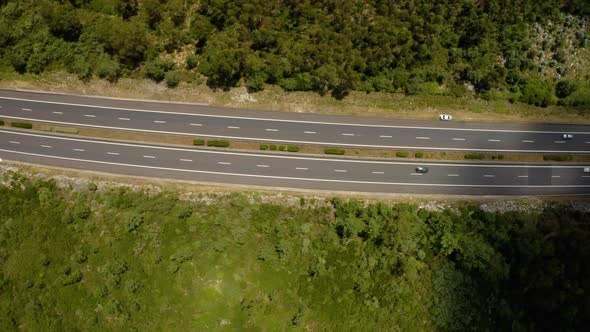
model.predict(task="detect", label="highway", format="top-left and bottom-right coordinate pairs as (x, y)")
top-left (1, 129), bottom-right (589, 195)
top-left (1, 89), bottom-right (589, 154)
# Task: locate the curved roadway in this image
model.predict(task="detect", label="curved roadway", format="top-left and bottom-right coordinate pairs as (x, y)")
top-left (1, 89), bottom-right (589, 154)
top-left (1, 129), bottom-right (589, 195)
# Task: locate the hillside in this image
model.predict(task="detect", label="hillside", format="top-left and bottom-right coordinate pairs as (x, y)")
top-left (0, 169), bottom-right (589, 330)
top-left (0, 0), bottom-right (589, 109)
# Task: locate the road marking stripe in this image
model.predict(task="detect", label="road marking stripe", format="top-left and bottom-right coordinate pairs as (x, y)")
top-left (265, 129), bottom-right (278, 132)
top-left (2, 129), bottom-right (588, 168)
top-left (118, 117), bottom-right (130, 121)
top-left (372, 171), bottom-right (385, 174)
top-left (41, 145), bottom-right (52, 148)
top-left (107, 152), bottom-right (119, 155)
top-left (52, 111), bottom-right (63, 115)
top-left (256, 164), bottom-right (270, 168)
top-left (143, 155), bottom-right (156, 159)
top-left (583, 176), bottom-right (590, 178)
top-left (447, 174), bottom-right (459, 177)
top-left (522, 140), bottom-right (535, 143)
top-left (341, 133), bottom-right (355, 136)
top-left (554, 141), bottom-right (565, 144)
top-left (379, 135), bottom-right (392, 138)
top-left (2, 148), bottom-right (590, 188)
top-left (484, 175), bottom-right (495, 178)
top-left (416, 137), bottom-right (430, 140)
top-left (304, 131), bottom-right (316, 134)
top-left (21, 108), bottom-right (31, 111)
top-left (9, 141), bottom-right (20, 144)
top-left (218, 162), bottom-right (231, 165)
top-left (2, 116), bottom-right (589, 154)
top-left (73, 148), bottom-right (85, 152)
top-left (154, 120), bottom-right (166, 124)
top-left (5, 96), bottom-right (589, 134)
top-left (190, 123), bottom-right (202, 126)
top-left (227, 126), bottom-right (240, 129)
top-left (410, 173), bottom-right (423, 176)
top-left (84, 114), bottom-right (96, 118)
top-left (296, 167), bottom-right (308, 170)
top-left (453, 138), bottom-right (466, 141)
top-left (488, 139), bottom-right (501, 142)
top-left (334, 169), bottom-right (347, 172)
top-left (552, 175), bottom-right (561, 178)
top-left (586, 141), bottom-right (590, 144)
top-left (180, 159), bottom-right (193, 162)
top-left (518, 175), bottom-right (529, 178)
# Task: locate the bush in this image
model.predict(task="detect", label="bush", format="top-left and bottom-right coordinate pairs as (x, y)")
top-left (165, 71), bottom-right (180, 88)
top-left (269, 144), bottom-right (277, 151)
top-left (207, 140), bottom-right (230, 147)
top-left (186, 54), bottom-right (198, 70)
top-left (491, 155), bottom-right (504, 160)
top-left (555, 80), bottom-right (577, 99)
top-left (396, 151), bottom-right (409, 158)
top-left (287, 146), bottom-right (300, 152)
top-left (325, 148), bottom-right (345, 155)
top-left (415, 152), bottom-right (424, 158)
top-left (96, 54), bottom-right (121, 82)
top-left (278, 145), bottom-right (286, 151)
top-left (87, 183), bottom-right (98, 192)
top-left (11, 122), bottom-right (33, 129)
top-left (543, 155), bottom-right (573, 161)
top-left (192, 139), bottom-right (205, 146)
top-left (260, 144), bottom-right (269, 150)
top-left (0, 120), bottom-right (4, 126)
top-left (144, 58), bottom-right (174, 82)
top-left (464, 153), bottom-right (485, 160)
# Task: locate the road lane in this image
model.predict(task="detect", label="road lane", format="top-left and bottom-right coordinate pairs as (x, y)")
top-left (1, 90), bottom-right (589, 154)
top-left (0, 129), bottom-right (588, 195)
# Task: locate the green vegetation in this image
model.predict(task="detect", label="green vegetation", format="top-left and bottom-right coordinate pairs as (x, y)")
top-left (543, 155), bottom-right (574, 161)
top-left (0, 120), bottom-right (4, 126)
top-left (0, 1), bottom-right (587, 108)
top-left (10, 121), bottom-right (33, 129)
top-left (465, 153), bottom-right (485, 160)
top-left (260, 144), bottom-right (299, 152)
top-left (324, 148), bottom-right (345, 155)
top-left (206, 140), bottom-right (230, 148)
top-left (1, 174), bottom-right (589, 330)
top-left (415, 152), bottom-right (424, 158)
top-left (192, 139), bottom-right (205, 146)
top-left (396, 151), bottom-right (409, 158)
top-left (286, 146), bottom-right (300, 153)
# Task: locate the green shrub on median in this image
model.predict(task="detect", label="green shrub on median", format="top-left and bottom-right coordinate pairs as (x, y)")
top-left (287, 146), bottom-right (300, 152)
top-left (11, 122), bottom-right (33, 129)
top-left (415, 152), bottom-right (424, 158)
top-left (207, 140), bottom-right (230, 148)
top-left (0, 120), bottom-right (4, 126)
top-left (193, 139), bottom-right (205, 146)
top-left (543, 155), bottom-right (573, 161)
top-left (260, 144), bottom-right (269, 150)
top-left (324, 148), bottom-right (345, 155)
top-left (396, 151), bottom-right (409, 158)
top-left (464, 153), bottom-right (485, 160)
top-left (269, 144), bottom-right (277, 151)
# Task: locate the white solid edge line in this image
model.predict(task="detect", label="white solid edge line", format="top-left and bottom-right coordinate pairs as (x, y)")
top-left (3, 95), bottom-right (589, 134)
top-left (1, 129), bottom-right (588, 168)
top-left (2, 118), bottom-right (588, 154)
top-left (1, 148), bottom-right (590, 188)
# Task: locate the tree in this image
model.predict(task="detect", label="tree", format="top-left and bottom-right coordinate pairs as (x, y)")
top-left (555, 80), bottom-right (577, 98)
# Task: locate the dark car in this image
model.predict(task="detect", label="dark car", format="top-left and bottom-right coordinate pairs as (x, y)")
top-left (415, 167), bottom-right (429, 173)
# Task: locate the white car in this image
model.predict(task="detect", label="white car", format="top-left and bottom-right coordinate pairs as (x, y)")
top-left (439, 114), bottom-right (452, 121)
top-left (562, 134), bottom-right (574, 139)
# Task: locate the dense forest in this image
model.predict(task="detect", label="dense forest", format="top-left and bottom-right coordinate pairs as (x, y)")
top-left (0, 0), bottom-right (589, 107)
top-left (0, 172), bottom-right (589, 330)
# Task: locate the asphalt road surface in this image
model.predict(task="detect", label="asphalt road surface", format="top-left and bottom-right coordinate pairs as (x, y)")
top-left (1, 129), bottom-right (589, 195)
top-left (1, 89), bottom-right (589, 154)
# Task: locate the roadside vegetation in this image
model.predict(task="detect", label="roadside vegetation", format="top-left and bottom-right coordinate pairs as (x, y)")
top-left (0, 0), bottom-right (588, 113)
top-left (0, 171), bottom-right (589, 330)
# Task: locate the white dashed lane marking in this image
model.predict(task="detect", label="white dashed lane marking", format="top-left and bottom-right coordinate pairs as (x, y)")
top-left (73, 148), bottom-right (85, 152)
top-left (256, 164), bottom-right (270, 168)
top-left (341, 133), bottom-right (355, 136)
top-left (447, 174), bottom-right (459, 177)
top-left (518, 175), bottom-right (529, 178)
top-left (483, 175), bottom-right (495, 178)
top-left (9, 141), bottom-right (20, 144)
top-left (379, 135), bottom-right (392, 138)
top-left (416, 137), bottom-right (430, 140)
top-left (410, 173), bottom-right (423, 176)
top-left (453, 138), bottom-right (466, 141)
top-left (227, 126), bottom-right (240, 129)
top-left (190, 123), bottom-right (202, 126)
top-left (107, 152), bottom-right (119, 155)
top-left (296, 167), bottom-right (308, 170)
top-left (52, 111), bottom-right (63, 115)
top-left (304, 131), bottom-right (317, 134)
top-left (154, 120), bottom-right (166, 124)
top-left (118, 117), bottom-right (130, 121)
top-left (179, 159), bottom-right (193, 162)
top-left (41, 145), bottom-right (52, 148)
top-left (334, 169), bottom-right (347, 173)
top-left (554, 141), bottom-right (565, 144)
top-left (84, 114), bottom-right (96, 118)
top-left (218, 162), bottom-right (231, 165)
top-left (552, 175), bottom-right (561, 178)
top-left (21, 108), bottom-right (31, 111)
top-left (371, 171), bottom-right (385, 174)
top-left (488, 139), bottom-right (501, 142)
top-left (143, 155), bottom-right (156, 159)
top-left (265, 129), bottom-right (278, 132)
top-left (522, 140), bottom-right (535, 143)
